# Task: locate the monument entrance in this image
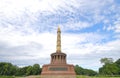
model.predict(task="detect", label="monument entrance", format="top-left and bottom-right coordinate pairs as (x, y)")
top-left (41, 27), bottom-right (76, 78)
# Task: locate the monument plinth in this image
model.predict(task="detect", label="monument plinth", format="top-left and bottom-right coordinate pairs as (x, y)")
top-left (41, 27), bottom-right (76, 77)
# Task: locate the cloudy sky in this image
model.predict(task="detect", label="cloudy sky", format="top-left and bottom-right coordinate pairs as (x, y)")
top-left (0, 0), bottom-right (120, 71)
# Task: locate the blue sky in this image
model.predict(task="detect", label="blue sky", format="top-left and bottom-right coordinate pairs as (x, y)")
top-left (0, 0), bottom-right (120, 71)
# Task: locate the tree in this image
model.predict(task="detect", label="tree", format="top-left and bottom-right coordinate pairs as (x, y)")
top-left (9, 65), bottom-right (18, 75)
top-left (100, 58), bottom-right (113, 65)
top-left (0, 62), bottom-right (42, 76)
top-left (32, 64), bottom-right (41, 75)
top-left (26, 66), bottom-right (33, 76)
top-left (99, 58), bottom-right (120, 76)
top-left (0, 62), bottom-right (18, 76)
top-left (115, 58), bottom-right (120, 67)
top-left (115, 58), bottom-right (120, 75)
top-left (74, 65), bottom-right (84, 75)
top-left (74, 65), bottom-right (97, 76)
top-left (15, 66), bottom-right (30, 76)
top-left (83, 69), bottom-right (97, 76)
top-left (99, 63), bottom-right (119, 75)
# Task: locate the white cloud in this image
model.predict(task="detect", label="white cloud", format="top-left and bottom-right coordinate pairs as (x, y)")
top-left (0, 0), bottom-right (79, 17)
top-left (0, 0), bottom-right (116, 31)
top-left (67, 39), bottom-right (120, 70)
top-left (114, 18), bottom-right (120, 33)
top-left (61, 21), bottom-right (92, 31)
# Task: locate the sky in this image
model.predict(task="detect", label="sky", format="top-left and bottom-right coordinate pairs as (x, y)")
top-left (0, 0), bottom-right (120, 71)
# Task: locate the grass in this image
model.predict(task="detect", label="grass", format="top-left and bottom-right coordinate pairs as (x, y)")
top-left (76, 75), bottom-right (120, 78)
top-left (0, 76), bottom-right (15, 78)
top-left (0, 75), bottom-right (120, 78)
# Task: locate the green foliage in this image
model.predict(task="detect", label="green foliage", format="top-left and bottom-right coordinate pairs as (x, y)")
top-left (15, 66), bottom-right (28, 76)
top-left (115, 59), bottom-right (120, 66)
top-left (75, 65), bottom-right (84, 75)
top-left (100, 58), bottom-right (113, 65)
top-left (0, 62), bottom-right (18, 76)
top-left (0, 62), bottom-right (41, 76)
top-left (15, 64), bottom-right (41, 76)
top-left (99, 58), bottom-right (120, 76)
top-left (74, 65), bottom-right (97, 76)
top-left (115, 59), bottom-right (120, 74)
top-left (32, 64), bottom-right (41, 75)
top-left (99, 63), bottom-right (119, 75)
top-left (26, 66), bottom-right (33, 75)
top-left (83, 69), bottom-right (97, 76)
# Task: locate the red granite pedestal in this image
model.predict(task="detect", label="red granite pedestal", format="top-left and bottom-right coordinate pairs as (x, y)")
top-left (41, 64), bottom-right (75, 75)
top-left (41, 53), bottom-right (76, 78)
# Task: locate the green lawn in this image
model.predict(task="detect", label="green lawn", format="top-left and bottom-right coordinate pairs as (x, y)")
top-left (76, 75), bottom-right (120, 78)
top-left (0, 75), bottom-right (120, 78)
top-left (0, 76), bottom-right (15, 78)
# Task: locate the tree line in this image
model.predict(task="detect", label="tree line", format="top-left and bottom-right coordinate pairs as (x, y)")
top-left (74, 65), bottom-right (97, 76)
top-left (75, 58), bottom-right (120, 76)
top-left (0, 58), bottom-right (120, 76)
top-left (0, 63), bottom-right (41, 76)
top-left (99, 58), bottom-right (120, 76)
